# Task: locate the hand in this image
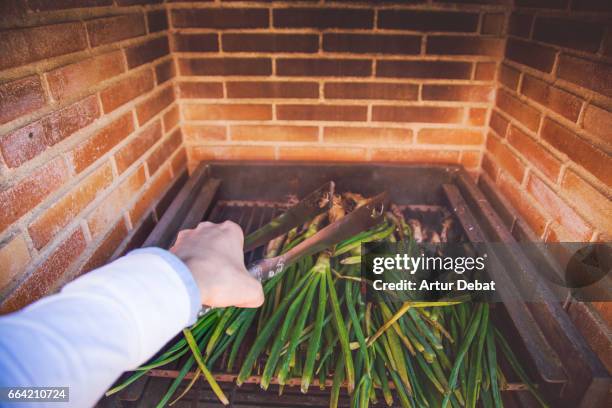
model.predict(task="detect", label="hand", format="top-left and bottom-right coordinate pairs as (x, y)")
top-left (170, 221), bottom-right (264, 308)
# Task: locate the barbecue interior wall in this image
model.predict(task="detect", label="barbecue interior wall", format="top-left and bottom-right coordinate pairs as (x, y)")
top-left (0, 1), bottom-right (186, 313)
top-left (0, 0), bottom-right (610, 370)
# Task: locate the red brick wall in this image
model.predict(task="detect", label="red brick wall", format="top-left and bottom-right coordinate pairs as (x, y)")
top-left (0, 0), bottom-right (185, 312)
top-left (0, 1), bottom-right (610, 367)
top-left (484, 0), bottom-right (611, 244)
top-left (168, 1), bottom-right (505, 169)
top-left (481, 0), bottom-right (612, 370)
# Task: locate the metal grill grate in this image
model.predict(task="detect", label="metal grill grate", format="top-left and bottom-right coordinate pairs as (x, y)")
top-left (105, 163), bottom-right (609, 408)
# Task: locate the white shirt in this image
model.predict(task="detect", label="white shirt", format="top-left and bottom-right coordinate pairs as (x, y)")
top-left (0, 248), bottom-right (201, 408)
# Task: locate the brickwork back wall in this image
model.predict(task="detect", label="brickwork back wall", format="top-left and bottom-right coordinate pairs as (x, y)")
top-left (480, 0), bottom-right (612, 370)
top-left (168, 1), bottom-right (507, 169)
top-left (0, 0), bottom-right (186, 312)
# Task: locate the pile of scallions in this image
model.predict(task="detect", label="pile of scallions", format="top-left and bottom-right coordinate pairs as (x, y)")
top-left (107, 193), bottom-right (548, 408)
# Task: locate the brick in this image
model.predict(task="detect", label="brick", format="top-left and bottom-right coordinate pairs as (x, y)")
top-left (325, 82), bottom-right (417, 101)
top-left (475, 62), bottom-right (496, 81)
top-left (499, 64), bottom-right (520, 90)
top-left (496, 89), bottom-right (541, 131)
top-left (568, 302), bottom-right (612, 373)
top-left (541, 118), bottom-right (611, 186)
top-left (0, 234), bottom-right (30, 291)
top-left (87, 166), bottom-right (146, 238)
top-left (520, 75), bottom-right (582, 122)
top-left (324, 127), bottom-right (411, 144)
top-left (0, 75), bottom-right (46, 125)
top-left (505, 38), bottom-right (556, 73)
top-left (47, 51), bottom-right (124, 101)
top-left (163, 105), bottom-right (179, 132)
top-left (231, 125), bottom-right (317, 142)
top-left (507, 125), bottom-right (562, 181)
top-left (509, 13), bottom-right (533, 38)
top-left (591, 303), bottom-right (612, 330)
top-left (371, 148), bottom-right (460, 164)
top-left (582, 104), bottom-right (612, 147)
top-left (172, 8), bottom-right (268, 29)
top-left (0, 228), bottom-right (86, 314)
top-left (377, 60), bottom-right (472, 79)
top-left (0, 22), bottom-right (87, 70)
top-left (276, 58), bottom-right (371, 77)
top-left (173, 33), bottom-right (218, 52)
top-left (190, 145), bottom-right (275, 161)
top-left (468, 108), bottom-right (487, 126)
top-left (277, 105), bottom-right (367, 122)
top-left (28, 0), bottom-right (112, 11)
top-left (170, 148), bottom-right (187, 176)
top-left (130, 166), bottom-right (173, 223)
top-left (179, 57), bottom-right (271, 76)
top-left (418, 129), bottom-right (483, 145)
top-left (526, 173), bottom-right (593, 240)
top-left (178, 81), bottom-right (224, 99)
top-left (274, 8), bottom-right (372, 29)
top-left (223, 34), bottom-right (318, 53)
top-left (0, 158), bottom-right (69, 233)
top-left (86, 13), bottom-right (145, 47)
top-left (227, 81), bottom-right (319, 99)
top-left (279, 146), bottom-right (366, 162)
top-left (115, 120), bottom-right (162, 174)
top-left (184, 125), bottom-right (227, 143)
top-left (561, 170), bottom-right (612, 235)
top-left (29, 163), bottom-right (114, 249)
top-left (422, 85), bottom-right (493, 103)
top-left (1, 96), bottom-right (99, 168)
top-left (323, 34), bottom-right (420, 55)
top-left (461, 151), bottom-right (481, 169)
top-left (125, 36), bottom-right (170, 69)
top-left (486, 134), bottom-right (525, 182)
top-left (70, 113), bottom-right (134, 173)
top-left (147, 9), bottom-right (168, 33)
top-left (136, 86), bottom-right (174, 125)
top-left (100, 69), bottom-right (154, 113)
top-left (81, 220), bottom-right (128, 274)
top-left (533, 17), bottom-right (604, 53)
top-left (122, 213), bottom-right (155, 255)
top-left (498, 172), bottom-right (548, 237)
top-left (184, 104), bottom-right (272, 121)
top-left (147, 129), bottom-right (182, 176)
top-left (155, 59), bottom-right (175, 85)
top-left (557, 54), bottom-right (612, 97)
top-left (489, 110), bottom-right (509, 137)
top-left (41, 95), bottom-right (100, 146)
top-left (482, 13), bottom-right (505, 35)
top-left (379, 10), bottom-right (478, 32)
top-left (427, 36), bottom-right (503, 57)
top-left (481, 153), bottom-right (499, 180)
top-left (155, 170), bottom-right (187, 220)
top-left (372, 106), bottom-right (463, 124)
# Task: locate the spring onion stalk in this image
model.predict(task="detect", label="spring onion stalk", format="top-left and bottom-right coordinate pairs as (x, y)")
top-left (107, 193), bottom-right (547, 408)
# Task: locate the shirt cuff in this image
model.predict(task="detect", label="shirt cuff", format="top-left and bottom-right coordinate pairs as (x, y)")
top-left (128, 247), bottom-right (201, 324)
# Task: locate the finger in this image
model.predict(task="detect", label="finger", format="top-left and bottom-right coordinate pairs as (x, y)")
top-left (221, 220), bottom-right (245, 243)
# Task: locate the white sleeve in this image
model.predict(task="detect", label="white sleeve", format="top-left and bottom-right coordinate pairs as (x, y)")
top-left (0, 248), bottom-right (201, 408)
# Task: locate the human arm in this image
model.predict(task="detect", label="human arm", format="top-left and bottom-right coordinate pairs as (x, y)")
top-left (0, 221), bottom-right (262, 407)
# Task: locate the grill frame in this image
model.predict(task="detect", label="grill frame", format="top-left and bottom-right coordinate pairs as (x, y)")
top-left (105, 161), bottom-right (610, 408)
